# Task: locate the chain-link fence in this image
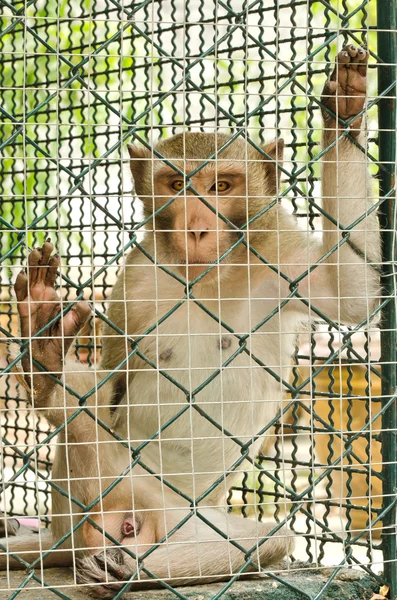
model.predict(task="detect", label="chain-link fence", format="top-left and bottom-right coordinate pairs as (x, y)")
top-left (0, 0), bottom-right (396, 598)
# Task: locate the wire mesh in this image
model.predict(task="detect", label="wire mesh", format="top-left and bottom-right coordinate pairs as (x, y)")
top-left (0, 0), bottom-right (396, 599)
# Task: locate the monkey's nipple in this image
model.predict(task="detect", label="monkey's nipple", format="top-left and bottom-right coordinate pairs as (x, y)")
top-left (218, 336), bottom-right (231, 350)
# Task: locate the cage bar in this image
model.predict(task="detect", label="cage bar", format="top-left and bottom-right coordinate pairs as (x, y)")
top-left (378, 1), bottom-right (397, 597)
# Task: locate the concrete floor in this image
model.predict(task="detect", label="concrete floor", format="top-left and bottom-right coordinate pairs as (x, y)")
top-left (0, 565), bottom-right (382, 600)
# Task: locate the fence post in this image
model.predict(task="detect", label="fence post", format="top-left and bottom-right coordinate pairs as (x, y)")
top-left (378, 3), bottom-right (397, 598)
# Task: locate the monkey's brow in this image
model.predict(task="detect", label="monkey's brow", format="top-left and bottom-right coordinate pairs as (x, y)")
top-left (155, 166), bottom-right (247, 180)
top-left (154, 167), bottom-right (186, 181)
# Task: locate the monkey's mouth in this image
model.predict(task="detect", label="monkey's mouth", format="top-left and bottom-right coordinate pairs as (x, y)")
top-left (175, 259), bottom-right (228, 280)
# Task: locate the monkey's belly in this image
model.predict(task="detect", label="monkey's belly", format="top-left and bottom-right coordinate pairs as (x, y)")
top-left (116, 350), bottom-right (286, 500)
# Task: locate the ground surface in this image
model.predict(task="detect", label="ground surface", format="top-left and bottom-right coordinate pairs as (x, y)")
top-left (0, 565), bottom-right (381, 600)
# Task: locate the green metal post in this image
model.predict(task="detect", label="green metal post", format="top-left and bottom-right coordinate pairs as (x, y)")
top-left (378, 3), bottom-right (397, 597)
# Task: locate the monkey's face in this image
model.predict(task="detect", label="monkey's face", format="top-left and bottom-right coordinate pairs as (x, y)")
top-left (151, 161), bottom-right (248, 279)
top-left (128, 133), bottom-right (283, 282)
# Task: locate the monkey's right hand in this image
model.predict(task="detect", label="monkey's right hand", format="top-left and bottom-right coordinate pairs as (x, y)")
top-left (14, 241), bottom-right (91, 396)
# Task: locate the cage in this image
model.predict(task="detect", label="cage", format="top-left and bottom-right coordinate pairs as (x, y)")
top-left (0, 0), bottom-right (396, 599)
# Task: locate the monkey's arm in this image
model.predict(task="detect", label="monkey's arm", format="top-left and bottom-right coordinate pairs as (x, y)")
top-left (282, 44), bottom-right (380, 325)
top-left (319, 45), bottom-right (380, 323)
top-left (13, 242), bottom-right (123, 464)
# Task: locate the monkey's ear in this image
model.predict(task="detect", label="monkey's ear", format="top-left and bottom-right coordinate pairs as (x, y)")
top-left (261, 139), bottom-right (284, 195)
top-left (127, 144), bottom-right (149, 192)
top-left (127, 143), bottom-right (147, 160)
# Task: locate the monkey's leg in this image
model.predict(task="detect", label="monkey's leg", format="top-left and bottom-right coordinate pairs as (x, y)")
top-left (0, 445), bottom-right (138, 572)
top-left (75, 506), bottom-right (294, 598)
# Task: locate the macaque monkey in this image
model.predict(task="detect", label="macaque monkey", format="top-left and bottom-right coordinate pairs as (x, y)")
top-left (1, 45), bottom-right (380, 598)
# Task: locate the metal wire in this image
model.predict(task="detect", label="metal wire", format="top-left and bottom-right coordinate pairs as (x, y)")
top-left (0, 0), bottom-right (396, 598)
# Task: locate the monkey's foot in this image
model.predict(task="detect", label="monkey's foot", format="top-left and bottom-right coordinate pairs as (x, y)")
top-left (321, 43), bottom-right (368, 135)
top-left (76, 549), bottom-right (133, 599)
top-left (0, 515), bottom-right (20, 537)
top-left (14, 241), bottom-right (91, 394)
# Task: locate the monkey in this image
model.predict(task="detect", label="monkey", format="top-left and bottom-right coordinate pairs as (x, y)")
top-left (0, 44), bottom-right (380, 598)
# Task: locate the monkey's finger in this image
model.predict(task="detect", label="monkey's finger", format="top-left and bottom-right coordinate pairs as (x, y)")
top-left (356, 48), bottom-right (369, 77)
top-left (39, 241), bottom-right (54, 266)
top-left (46, 254), bottom-right (60, 288)
top-left (330, 51), bottom-right (349, 83)
top-left (344, 44), bottom-right (358, 58)
top-left (62, 301), bottom-right (91, 343)
top-left (37, 241), bottom-right (54, 283)
top-left (14, 270), bottom-right (28, 302)
top-left (337, 50), bottom-right (350, 65)
top-left (349, 48), bottom-right (365, 70)
top-left (27, 249), bottom-right (41, 284)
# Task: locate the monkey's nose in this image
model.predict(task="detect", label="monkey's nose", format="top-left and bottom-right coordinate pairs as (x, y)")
top-left (189, 230), bottom-right (209, 244)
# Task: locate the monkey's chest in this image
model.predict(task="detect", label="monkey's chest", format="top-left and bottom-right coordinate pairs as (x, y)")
top-left (120, 302), bottom-right (296, 441)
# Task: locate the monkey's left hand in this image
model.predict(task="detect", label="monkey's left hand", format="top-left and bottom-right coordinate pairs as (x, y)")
top-left (321, 43), bottom-right (368, 136)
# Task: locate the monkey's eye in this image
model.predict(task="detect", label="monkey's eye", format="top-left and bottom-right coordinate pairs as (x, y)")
top-left (171, 180), bottom-right (185, 191)
top-left (210, 181), bottom-right (231, 193)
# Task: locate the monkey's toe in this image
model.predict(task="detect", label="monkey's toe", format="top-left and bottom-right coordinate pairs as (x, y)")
top-left (342, 43), bottom-right (368, 60)
top-left (36, 241), bottom-right (55, 284)
top-left (339, 43), bottom-right (368, 62)
top-left (27, 248), bottom-right (42, 285)
top-left (94, 548), bottom-right (132, 580)
top-left (76, 550), bottom-right (133, 599)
